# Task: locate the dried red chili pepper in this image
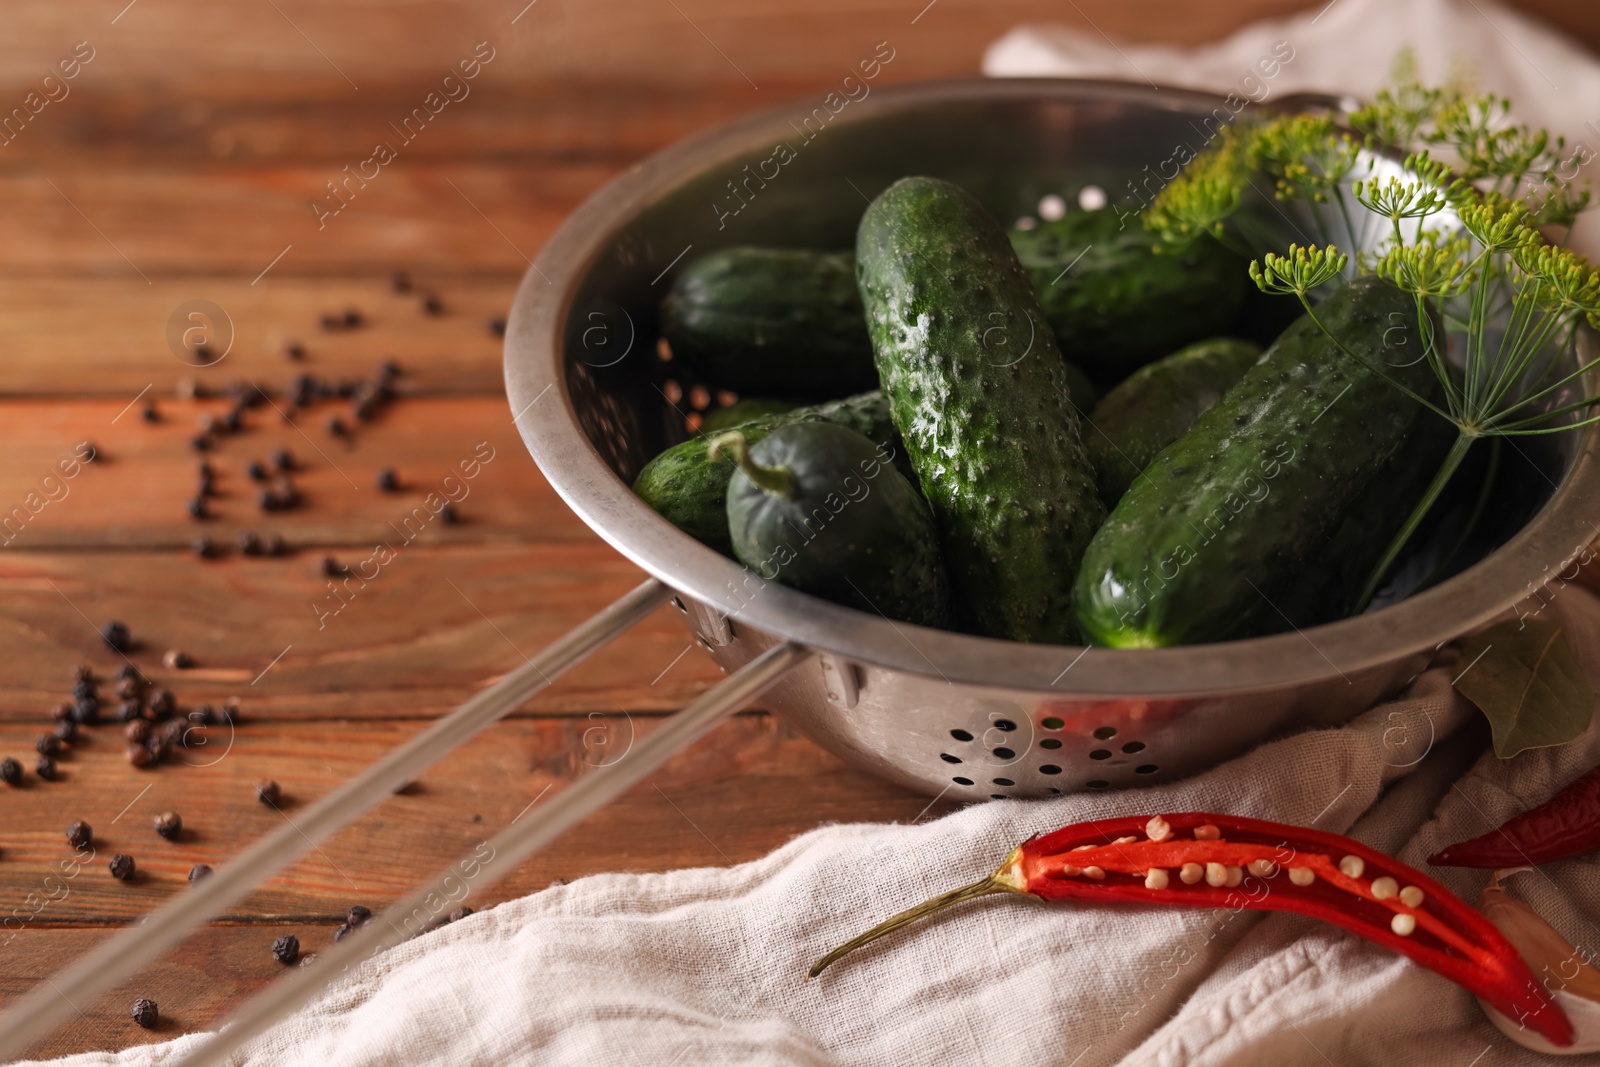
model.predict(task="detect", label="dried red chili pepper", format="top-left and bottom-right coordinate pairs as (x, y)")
top-left (809, 812), bottom-right (1572, 1048)
top-left (1430, 765), bottom-right (1600, 869)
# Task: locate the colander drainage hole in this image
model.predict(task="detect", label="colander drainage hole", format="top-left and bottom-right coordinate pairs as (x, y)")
top-left (1093, 726), bottom-right (1117, 740)
top-left (1041, 716), bottom-right (1064, 730)
top-left (1086, 780), bottom-right (1110, 789)
top-left (939, 753), bottom-right (962, 764)
top-left (1039, 764), bottom-right (1061, 775)
top-left (990, 794), bottom-right (1009, 800)
top-left (1122, 741), bottom-right (1146, 754)
top-left (949, 728), bottom-right (974, 742)
top-left (1047, 787), bottom-right (1063, 795)
top-left (1089, 749), bottom-right (1112, 760)
top-left (992, 719), bottom-right (1017, 732)
top-left (952, 776), bottom-right (974, 786)
top-left (992, 746), bottom-right (1016, 760)
top-left (993, 777), bottom-right (1015, 787)
top-left (1136, 764), bottom-right (1159, 775)
top-left (1039, 738), bottom-right (1062, 750)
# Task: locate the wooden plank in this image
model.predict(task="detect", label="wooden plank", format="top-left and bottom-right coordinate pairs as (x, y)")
top-left (0, 277), bottom-right (520, 397)
top-left (0, 396), bottom-right (600, 548)
top-left (0, 711), bottom-right (950, 921)
top-left (0, 544), bottom-right (726, 720)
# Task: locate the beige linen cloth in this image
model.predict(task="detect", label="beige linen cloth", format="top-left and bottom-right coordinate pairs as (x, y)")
top-left (33, 0), bottom-right (1600, 1063)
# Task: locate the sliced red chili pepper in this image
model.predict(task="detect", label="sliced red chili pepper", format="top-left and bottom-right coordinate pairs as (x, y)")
top-left (1430, 765), bottom-right (1600, 869)
top-left (809, 812), bottom-right (1572, 1048)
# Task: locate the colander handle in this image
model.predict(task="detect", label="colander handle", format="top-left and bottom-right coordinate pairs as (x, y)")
top-left (0, 578), bottom-right (674, 1062)
top-left (167, 640), bottom-right (814, 1067)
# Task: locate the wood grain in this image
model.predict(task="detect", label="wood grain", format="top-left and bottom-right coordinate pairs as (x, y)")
top-left (0, 544), bottom-right (726, 720)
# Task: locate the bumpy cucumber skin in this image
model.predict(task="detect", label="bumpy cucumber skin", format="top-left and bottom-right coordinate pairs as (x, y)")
top-left (727, 423), bottom-right (952, 627)
top-left (857, 177), bottom-right (1106, 644)
top-left (660, 248), bottom-right (879, 398)
top-left (1086, 337), bottom-right (1261, 507)
top-left (631, 391), bottom-right (898, 556)
top-left (1009, 211), bottom-right (1250, 381)
top-left (1074, 276), bottom-right (1440, 648)
top-left (700, 398), bottom-right (799, 433)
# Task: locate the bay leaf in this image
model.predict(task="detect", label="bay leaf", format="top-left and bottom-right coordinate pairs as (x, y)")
top-left (1453, 618), bottom-right (1596, 758)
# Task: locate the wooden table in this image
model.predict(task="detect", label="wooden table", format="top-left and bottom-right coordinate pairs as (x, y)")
top-left (1, 1), bottom-right (1596, 1057)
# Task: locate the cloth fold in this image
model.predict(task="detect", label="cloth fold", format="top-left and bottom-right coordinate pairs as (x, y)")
top-left (34, 0), bottom-right (1600, 1062)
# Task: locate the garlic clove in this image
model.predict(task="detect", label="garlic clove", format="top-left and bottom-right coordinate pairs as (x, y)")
top-left (1478, 870), bottom-right (1600, 1054)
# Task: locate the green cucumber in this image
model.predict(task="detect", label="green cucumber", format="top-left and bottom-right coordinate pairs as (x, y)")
top-left (1009, 211), bottom-right (1251, 381)
top-left (700, 398), bottom-right (799, 433)
top-left (716, 423), bottom-right (951, 627)
top-left (631, 391), bottom-right (900, 556)
top-left (1074, 276), bottom-right (1442, 648)
top-left (660, 248), bottom-right (879, 398)
top-left (857, 176), bottom-right (1105, 644)
top-left (1085, 337), bottom-right (1261, 506)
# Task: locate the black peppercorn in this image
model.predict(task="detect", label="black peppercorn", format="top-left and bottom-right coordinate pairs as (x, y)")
top-left (35, 756), bottom-right (57, 781)
top-left (196, 467), bottom-right (215, 496)
top-left (129, 998), bottom-right (158, 1029)
top-left (141, 403), bottom-right (159, 423)
top-left (153, 811), bottom-right (182, 841)
top-left (109, 853), bottom-right (135, 881)
top-left (125, 742), bottom-right (152, 768)
top-left (49, 702), bottom-right (73, 722)
top-left (116, 663), bottom-right (137, 681)
top-left (0, 758), bottom-right (20, 786)
top-left (375, 468), bottom-right (399, 492)
top-left (116, 676), bottom-right (139, 700)
top-left (101, 620), bottom-right (131, 652)
top-left (54, 719), bottom-right (77, 743)
top-left (219, 698), bottom-right (241, 725)
top-left (236, 531), bottom-right (263, 556)
top-left (257, 488), bottom-right (279, 512)
top-left (118, 701), bottom-right (141, 723)
top-left (222, 406), bottom-right (243, 433)
top-left (327, 416), bottom-right (347, 437)
top-left (421, 293), bottom-right (443, 315)
top-left (194, 344), bottom-right (215, 363)
top-left (286, 340), bottom-right (305, 360)
top-left (332, 922), bottom-right (352, 942)
top-left (256, 779), bottom-right (282, 806)
top-left (35, 734), bottom-right (60, 757)
top-left (192, 535), bottom-right (217, 559)
top-left (319, 556), bottom-right (343, 577)
top-left (146, 689), bottom-right (174, 718)
top-left (342, 308), bottom-right (363, 329)
top-left (162, 649), bottom-right (193, 670)
top-left (378, 359), bottom-right (400, 381)
top-left (72, 697), bottom-right (100, 725)
top-left (66, 820), bottom-right (91, 849)
top-left (187, 863), bottom-right (212, 884)
top-left (347, 904), bottom-right (372, 928)
top-left (145, 733), bottom-right (170, 764)
top-left (274, 450), bottom-right (294, 474)
top-left (449, 906), bottom-right (473, 923)
top-left (191, 434), bottom-right (212, 452)
top-left (487, 317), bottom-right (506, 338)
top-left (319, 312), bottom-right (341, 331)
top-left (125, 719), bottom-right (151, 743)
top-left (439, 502), bottom-right (459, 525)
top-left (188, 705), bottom-right (215, 727)
top-left (247, 461), bottom-right (268, 481)
top-left (187, 497), bottom-right (207, 520)
top-left (392, 270), bottom-right (412, 293)
top-left (79, 441), bottom-right (98, 463)
top-left (71, 664), bottom-right (91, 683)
top-left (271, 933), bottom-right (300, 965)
top-left (71, 678), bottom-right (95, 701)
top-left (263, 533), bottom-right (287, 557)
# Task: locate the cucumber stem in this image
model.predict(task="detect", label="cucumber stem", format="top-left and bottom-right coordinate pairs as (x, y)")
top-left (1353, 432), bottom-right (1475, 614)
top-left (707, 431), bottom-right (798, 499)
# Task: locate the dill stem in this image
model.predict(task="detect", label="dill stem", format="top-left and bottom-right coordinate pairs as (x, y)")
top-left (1353, 432), bottom-right (1476, 614)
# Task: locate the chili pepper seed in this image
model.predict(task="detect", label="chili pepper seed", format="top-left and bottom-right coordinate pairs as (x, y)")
top-left (1370, 876), bottom-right (1399, 900)
top-left (1339, 855), bottom-right (1365, 879)
top-left (130, 998), bottom-right (159, 1029)
top-left (153, 811), bottom-right (183, 841)
top-left (272, 934), bottom-right (300, 965)
top-left (1391, 913), bottom-right (1417, 937)
top-left (109, 853), bottom-right (136, 881)
top-left (66, 821), bottom-right (91, 849)
top-left (1288, 867), bottom-right (1316, 886)
top-left (1144, 869), bottom-right (1169, 890)
top-left (1145, 815), bottom-right (1172, 843)
top-left (1400, 885), bottom-right (1425, 907)
top-left (1178, 862), bottom-right (1203, 885)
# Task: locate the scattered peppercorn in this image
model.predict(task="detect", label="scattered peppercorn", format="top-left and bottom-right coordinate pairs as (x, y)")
top-left (271, 934), bottom-right (300, 965)
top-left (285, 340), bottom-right (305, 360)
top-left (116, 675), bottom-right (140, 699)
top-left (332, 922), bottom-right (352, 942)
top-left (220, 697), bottom-right (242, 725)
top-left (0, 759), bottom-right (21, 786)
top-left (71, 678), bottom-right (95, 701)
top-left (192, 535), bottom-right (217, 559)
top-left (378, 359), bottom-right (400, 381)
top-left (256, 779), bottom-right (282, 806)
top-left (319, 556), bottom-right (343, 577)
top-left (125, 719), bottom-right (151, 743)
top-left (298, 952), bottom-right (318, 967)
top-left (222, 407), bottom-right (243, 433)
top-left (187, 864), bottom-right (212, 885)
top-left (66, 821), bottom-right (91, 849)
top-left (146, 689), bottom-right (174, 718)
top-left (101, 620), bottom-right (131, 652)
top-left (421, 293), bottom-right (443, 315)
top-left (49, 702), bottom-right (73, 722)
top-left (449, 906), bottom-right (473, 923)
top-left (342, 308), bottom-right (363, 329)
top-left (118, 701), bottom-right (141, 723)
top-left (35, 734), bottom-right (60, 757)
top-left (487, 317), bottom-right (506, 338)
top-left (54, 719), bottom-right (77, 743)
top-left (125, 742), bottom-right (153, 768)
top-left (129, 998), bottom-right (158, 1029)
top-left (116, 663), bottom-right (137, 681)
top-left (327, 416), bottom-right (347, 437)
top-left (263, 533), bottom-right (287, 557)
top-left (237, 531), bottom-right (263, 556)
top-left (319, 312), bottom-right (341, 331)
top-left (35, 756), bottom-right (57, 781)
top-left (247, 461), bottom-right (268, 481)
top-left (186, 497), bottom-right (208, 520)
top-left (376, 468), bottom-right (399, 492)
top-left (392, 270), bottom-right (412, 293)
top-left (190, 434), bottom-right (212, 452)
top-left (194, 344), bottom-right (215, 364)
top-left (162, 649), bottom-right (193, 670)
top-left (71, 664), bottom-right (91, 684)
top-left (257, 488), bottom-right (279, 512)
top-left (347, 904), bottom-right (372, 928)
top-left (153, 811), bottom-right (182, 841)
top-left (109, 853), bottom-right (135, 881)
top-left (79, 441), bottom-right (98, 463)
top-left (439, 503), bottom-right (459, 525)
top-left (72, 697), bottom-right (100, 725)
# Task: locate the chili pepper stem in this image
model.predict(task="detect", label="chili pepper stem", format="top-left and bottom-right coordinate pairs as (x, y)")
top-left (807, 848), bottom-right (1030, 979)
top-left (707, 431), bottom-right (798, 498)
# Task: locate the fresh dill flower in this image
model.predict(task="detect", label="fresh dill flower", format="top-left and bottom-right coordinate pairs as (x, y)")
top-left (1145, 125), bottom-right (1252, 245)
top-left (1248, 243), bottom-right (1350, 298)
top-left (1374, 231), bottom-right (1474, 300)
top-left (1249, 115), bottom-right (1361, 203)
top-left (1349, 81), bottom-right (1457, 148)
